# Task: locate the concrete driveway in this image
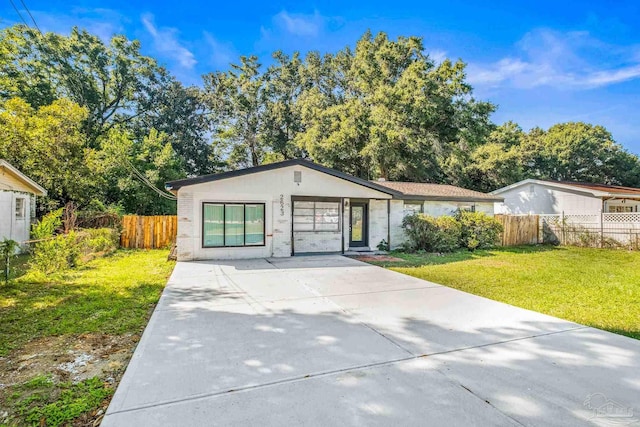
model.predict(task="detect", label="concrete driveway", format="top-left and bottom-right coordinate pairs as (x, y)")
top-left (103, 256), bottom-right (640, 426)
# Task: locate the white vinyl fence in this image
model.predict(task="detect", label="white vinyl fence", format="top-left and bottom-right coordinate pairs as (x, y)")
top-left (539, 213), bottom-right (640, 249)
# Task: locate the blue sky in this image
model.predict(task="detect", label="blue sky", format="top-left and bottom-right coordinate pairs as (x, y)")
top-left (2, 0), bottom-right (640, 153)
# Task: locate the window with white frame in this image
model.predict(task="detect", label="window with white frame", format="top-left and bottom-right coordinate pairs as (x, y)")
top-left (403, 201), bottom-right (423, 216)
top-left (458, 204), bottom-right (476, 212)
top-left (293, 200), bottom-right (340, 231)
top-left (15, 198), bottom-right (26, 219)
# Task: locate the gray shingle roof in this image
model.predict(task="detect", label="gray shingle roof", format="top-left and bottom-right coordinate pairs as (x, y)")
top-left (374, 181), bottom-right (503, 202)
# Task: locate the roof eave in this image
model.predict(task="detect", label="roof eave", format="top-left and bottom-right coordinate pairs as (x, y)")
top-left (165, 159), bottom-right (401, 197)
top-left (400, 194), bottom-right (504, 202)
top-left (0, 160), bottom-right (47, 196)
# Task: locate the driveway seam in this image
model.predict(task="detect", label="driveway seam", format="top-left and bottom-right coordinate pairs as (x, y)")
top-left (107, 324), bottom-right (589, 417)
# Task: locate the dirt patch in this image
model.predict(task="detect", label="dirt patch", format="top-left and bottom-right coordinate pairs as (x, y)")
top-left (351, 255), bottom-right (406, 263)
top-left (0, 333), bottom-right (139, 389)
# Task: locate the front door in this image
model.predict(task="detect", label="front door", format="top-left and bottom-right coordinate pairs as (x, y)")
top-left (349, 202), bottom-right (368, 248)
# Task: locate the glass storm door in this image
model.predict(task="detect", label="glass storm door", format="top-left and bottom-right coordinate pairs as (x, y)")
top-left (349, 203), bottom-right (368, 247)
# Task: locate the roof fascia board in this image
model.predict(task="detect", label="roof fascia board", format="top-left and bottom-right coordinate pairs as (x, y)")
top-left (166, 159), bottom-right (401, 197)
top-left (400, 194), bottom-right (504, 202)
top-left (0, 160), bottom-right (47, 196)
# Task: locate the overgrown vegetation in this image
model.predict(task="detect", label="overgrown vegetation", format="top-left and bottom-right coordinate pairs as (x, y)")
top-left (27, 209), bottom-right (120, 275)
top-left (0, 238), bottom-right (20, 284)
top-left (402, 211), bottom-right (502, 252)
top-left (0, 250), bottom-right (174, 426)
top-left (367, 246), bottom-right (640, 340)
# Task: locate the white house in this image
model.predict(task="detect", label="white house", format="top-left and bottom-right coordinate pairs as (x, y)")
top-left (492, 179), bottom-right (640, 214)
top-left (0, 160), bottom-right (47, 245)
top-left (166, 159), bottom-right (502, 261)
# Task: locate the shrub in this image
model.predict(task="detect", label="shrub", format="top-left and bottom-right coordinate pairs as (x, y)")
top-left (1, 238), bottom-right (20, 283)
top-left (31, 208), bottom-right (63, 241)
top-left (402, 214), bottom-right (461, 253)
top-left (30, 232), bottom-right (81, 274)
top-left (454, 210), bottom-right (503, 251)
top-left (78, 228), bottom-right (119, 256)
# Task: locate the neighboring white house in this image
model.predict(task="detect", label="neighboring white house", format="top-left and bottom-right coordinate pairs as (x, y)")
top-left (0, 160), bottom-right (47, 246)
top-left (492, 179), bottom-right (640, 214)
top-left (166, 159), bottom-right (502, 261)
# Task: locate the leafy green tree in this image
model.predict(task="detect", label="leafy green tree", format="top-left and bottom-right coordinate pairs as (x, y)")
top-left (520, 122), bottom-right (640, 185)
top-left (0, 97), bottom-right (99, 209)
top-left (0, 25), bottom-right (56, 108)
top-left (0, 25), bottom-right (166, 145)
top-left (132, 78), bottom-right (220, 175)
top-left (96, 128), bottom-right (183, 214)
top-left (203, 56), bottom-right (266, 168)
top-left (460, 122), bottom-right (525, 191)
top-left (262, 51), bottom-right (306, 160)
top-left (296, 31), bottom-right (495, 181)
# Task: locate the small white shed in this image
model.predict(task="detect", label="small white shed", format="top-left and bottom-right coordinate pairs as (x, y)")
top-left (0, 160), bottom-right (47, 246)
top-left (166, 159), bottom-right (502, 261)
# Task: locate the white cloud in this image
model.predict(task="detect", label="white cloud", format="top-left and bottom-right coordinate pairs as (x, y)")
top-left (467, 28), bottom-right (640, 89)
top-left (141, 13), bottom-right (196, 69)
top-left (428, 49), bottom-right (448, 64)
top-left (25, 8), bottom-right (126, 41)
top-left (203, 32), bottom-right (235, 68)
top-left (273, 10), bottom-right (325, 37)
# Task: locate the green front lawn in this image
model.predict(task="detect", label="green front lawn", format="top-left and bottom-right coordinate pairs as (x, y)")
top-left (0, 249), bottom-right (175, 426)
top-left (368, 246), bottom-right (640, 340)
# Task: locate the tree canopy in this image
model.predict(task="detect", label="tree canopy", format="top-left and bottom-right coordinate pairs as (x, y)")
top-left (1, 24), bottom-right (639, 215)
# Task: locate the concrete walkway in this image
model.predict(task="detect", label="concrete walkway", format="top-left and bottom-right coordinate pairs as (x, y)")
top-left (103, 256), bottom-right (640, 426)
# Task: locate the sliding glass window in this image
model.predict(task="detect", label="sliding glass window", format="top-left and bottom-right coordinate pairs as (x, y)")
top-left (203, 203), bottom-right (265, 247)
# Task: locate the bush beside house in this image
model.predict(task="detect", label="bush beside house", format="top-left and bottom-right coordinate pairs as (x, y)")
top-left (402, 211), bottom-right (503, 252)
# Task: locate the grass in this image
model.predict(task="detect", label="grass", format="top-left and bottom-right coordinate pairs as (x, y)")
top-left (368, 246), bottom-right (640, 340)
top-left (0, 249), bottom-right (174, 426)
top-left (0, 249), bottom-right (174, 356)
top-left (8, 376), bottom-right (113, 427)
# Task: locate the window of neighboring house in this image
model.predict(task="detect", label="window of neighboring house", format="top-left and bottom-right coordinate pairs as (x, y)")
top-left (15, 198), bottom-right (26, 219)
top-left (403, 202), bottom-right (423, 216)
top-left (458, 204), bottom-right (476, 212)
top-left (293, 200), bottom-right (340, 231)
top-left (609, 205), bottom-right (635, 213)
top-left (202, 203), bottom-right (265, 247)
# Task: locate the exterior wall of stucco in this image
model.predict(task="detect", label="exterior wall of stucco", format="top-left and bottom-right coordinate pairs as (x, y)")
top-left (422, 201), bottom-right (494, 217)
top-left (175, 165), bottom-right (392, 261)
top-left (497, 183), bottom-right (602, 214)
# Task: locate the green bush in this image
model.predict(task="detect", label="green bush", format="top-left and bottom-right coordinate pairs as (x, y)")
top-left (29, 213), bottom-right (119, 274)
top-left (30, 232), bottom-right (81, 274)
top-left (79, 228), bottom-right (119, 255)
top-left (31, 208), bottom-right (63, 240)
top-left (454, 210), bottom-right (503, 250)
top-left (402, 214), bottom-right (461, 253)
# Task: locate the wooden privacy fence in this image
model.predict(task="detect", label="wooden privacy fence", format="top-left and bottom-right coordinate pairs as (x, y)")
top-left (120, 215), bottom-right (177, 249)
top-left (495, 214), bottom-right (539, 246)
